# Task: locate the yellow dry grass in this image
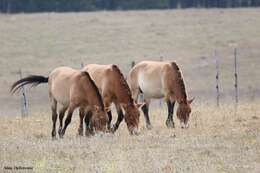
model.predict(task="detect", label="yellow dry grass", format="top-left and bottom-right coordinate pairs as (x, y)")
top-left (0, 101), bottom-right (260, 173)
top-left (1, 8), bottom-right (260, 173)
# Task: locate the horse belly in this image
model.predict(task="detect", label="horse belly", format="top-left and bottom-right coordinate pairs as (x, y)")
top-left (138, 73), bottom-right (164, 99)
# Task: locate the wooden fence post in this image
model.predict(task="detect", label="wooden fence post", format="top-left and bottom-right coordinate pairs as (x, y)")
top-left (159, 56), bottom-right (163, 109)
top-left (19, 69), bottom-right (28, 117)
top-left (160, 56), bottom-right (163, 62)
top-left (131, 61), bottom-right (135, 68)
top-left (215, 50), bottom-right (220, 107)
top-left (234, 48), bottom-right (239, 109)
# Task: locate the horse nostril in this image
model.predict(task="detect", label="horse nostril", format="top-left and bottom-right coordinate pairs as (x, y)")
top-left (181, 122), bottom-right (185, 129)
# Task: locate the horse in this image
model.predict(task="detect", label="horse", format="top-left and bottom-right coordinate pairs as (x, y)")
top-left (10, 66), bottom-right (108, 138)
top-left (82, 64), bottom-right (144, 135)
top-left (127, 61), bottom-right (194, 129)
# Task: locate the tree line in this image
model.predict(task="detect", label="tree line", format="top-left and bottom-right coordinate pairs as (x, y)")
top-left (1, 0), bottom-right (260, 13)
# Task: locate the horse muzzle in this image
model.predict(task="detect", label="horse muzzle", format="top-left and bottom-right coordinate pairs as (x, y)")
top-left (129, 127), bottom-right (139, 135)
top-left (181, 122), bottom-right (189, 129)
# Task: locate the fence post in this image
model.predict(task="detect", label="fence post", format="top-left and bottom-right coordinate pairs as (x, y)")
top-left (160, 56), bottom-right (163, 62)
top-left (215, 50), bottom-right (220, 107)
top-left (234, 48), bottom-right (239, 109)
top-left (81, 63), bottom-right (84, 69)
top-left (131, 61), bottom-right (135, 68)
top-left (159, 56), bottom-right (164, 109)
top-left (19, 69), bottom-right (28, 117)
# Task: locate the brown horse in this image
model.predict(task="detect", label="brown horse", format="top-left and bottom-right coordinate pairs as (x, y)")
top-left (128, 61), bottom-right (194, 129)
top-left (11, 67), bottom-right (108, 138)
top-left (82, 64), bottom-right (144, 135)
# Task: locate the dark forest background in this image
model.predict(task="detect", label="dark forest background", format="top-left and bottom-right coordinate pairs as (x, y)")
top-left (1, 0), bottom-right (260, 13)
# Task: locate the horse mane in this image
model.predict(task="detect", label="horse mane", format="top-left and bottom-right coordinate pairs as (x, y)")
top-left (111, 65), bottom-right (134, 104)
top-left (170, 62), bottom-right (187, 103)
top-left (81, 71), bottom-right (105, 110)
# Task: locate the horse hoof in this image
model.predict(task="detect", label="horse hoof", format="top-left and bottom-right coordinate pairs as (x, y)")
top-left (130, 127), bottom-right (139, 136)
top-left (146, 124), bottom-right (153, 130)
top-left (85, 129), bottom-right (93, 137)
top-left (58, 129), bottom-right (64, 138)
top-left (51, 131), bottom-right (56, 138)
top-left (111, 125), bottom-right (118, 133)
top-left (106, 128), bottom-right (114, 134)
top-left (110, 128), bottom-right (116, 134)
top-left (59, 133), bottom-right (64, 138)
top-left (106, 126), bottom-right (113, 134)
top-left (78, 129), bottom-right (83, 136)
top-left (166, 120), bottom-right (175, 128)
top-left (167, 124), bottom-right (175, 128)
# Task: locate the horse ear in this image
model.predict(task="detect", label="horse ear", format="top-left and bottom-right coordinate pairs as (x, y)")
top-left (104, 107), bottom-right (111, 113)
top-left (135, 102), bottom-right (145, 109)
top-left (188, 97), bottom-right (195, 104)
top-left (120, 103), bottom-right (127, 108)
top-left (94, 105), bottom-right (99, 111)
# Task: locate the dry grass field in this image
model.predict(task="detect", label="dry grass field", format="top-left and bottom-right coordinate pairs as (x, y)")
top-left (0, 101), bottom-right (260, 173)
top-left (0, 8), bottom-right (260, 173)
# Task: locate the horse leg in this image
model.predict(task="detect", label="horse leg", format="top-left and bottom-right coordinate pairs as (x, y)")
top-left (107, 110), bottom-right (112, 131)
top-left (104, 101), bottom-right (112, 131)
top-left (50, 98), bottom-right (58, 138)
top-left (132, 88), bottom-right (140, 103)
top-left (78, 107), bottom-right (84, 136)
top-left (142, 99), bottom-right (152, 129)
top-left (111, 103), bottom-right (124, 133)
top-left (58, 105), bottom-right (67, 137)
top-left (60, 105), bottom-right (76, 138)
top-left (84, 111), bottom-right (93, 136)
top-left (166, 100), bottom-right (175, 128)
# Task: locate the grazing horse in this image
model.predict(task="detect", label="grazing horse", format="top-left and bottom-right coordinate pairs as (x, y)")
top-left (82, 64), bottom-right (144, 135)
top-left (128, 61), bottom-right (194, 129)
top-left (10, 67), bottom-right (108, 138)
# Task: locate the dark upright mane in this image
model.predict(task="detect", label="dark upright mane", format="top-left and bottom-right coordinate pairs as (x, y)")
top-left (171, 62), bottom-right (187, 103)
top-left (111, 65), bottom-right (134, 104)
top-left (81, 71), bottom-right (105, 110)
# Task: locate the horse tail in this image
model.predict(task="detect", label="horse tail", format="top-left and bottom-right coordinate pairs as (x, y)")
top-left (10, 75), bottom-right (48, 94)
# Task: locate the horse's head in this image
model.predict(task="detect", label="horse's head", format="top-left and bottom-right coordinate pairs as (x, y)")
top-left (90, 106), bottom-right (108, 133)
top-left (122, 102), bottom-right (144, 135)
top-left (176, 98), bottom-right (194, 128)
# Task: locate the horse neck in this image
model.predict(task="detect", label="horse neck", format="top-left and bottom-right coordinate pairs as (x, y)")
top-left (114, 79), bottom-right (133, 105)
top-left (83, 77), bottom-right (104, 110)
top-left (173, 83), bottom-right (187, 104)
top-left (88, 91), bottom-right (103, 108)
top-left (170, 65), bottom-right (187, 104)
top-left (109, 67), bottom-right (133, 104)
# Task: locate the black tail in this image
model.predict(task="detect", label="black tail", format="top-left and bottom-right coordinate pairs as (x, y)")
top-left (10, 75), bottom-right (48, 94)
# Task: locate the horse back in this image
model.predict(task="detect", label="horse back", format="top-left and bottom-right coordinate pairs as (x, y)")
top-left (83, 64), bottom-right (117, 92)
